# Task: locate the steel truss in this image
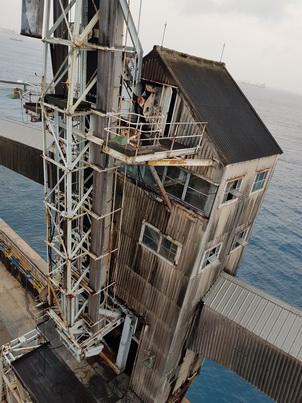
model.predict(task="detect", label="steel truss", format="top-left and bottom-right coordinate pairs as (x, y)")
top-left (41, 0), bottom-right (140, 362)
top-left (40, 0), bottom-right (209, 364)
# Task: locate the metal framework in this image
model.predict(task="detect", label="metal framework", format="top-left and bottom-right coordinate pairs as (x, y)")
top-left (40, 0), bottom-right (141, 361)
top-left (0, 329), bottom-right (43, 403)
top-left (40, 0), bottom-right (210, 363)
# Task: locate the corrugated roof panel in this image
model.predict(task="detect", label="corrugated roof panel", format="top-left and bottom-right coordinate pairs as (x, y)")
top-left (203, 275), bottom-right (225, 306)
top-left (297, 345), bottom-right (302, 362)
top-left (239, 294), bottom-right (262, 328)
top-left (266, 309), bottom-right (290, 345)
top-left (205, 277), bottom-right (234, 310)
top-left (202, 272), bottom-right (302, 362)
top-left (143, 47), bottom-right (283, 164)
top-left (228, 288), bottom-right (247, 320)
top-left (246, 298), bottom-right (269, 332)
top-left (251, 300), bottom-right (275, 335)
top-left (289, 324), bottom-right (302, 357)
top-left (232, 291), bottom-right (257, 323)
top-left (274, 312), bottom-right (298, 349)
top-left (282, 317), bottom-right (302, 353)
top-left (0, 117), bottom-right (52, 150)
top-left (220, 284), bottom-right (244, 316)
top-left (259, 304), bottom-right (283, 339)
top-left (214, 280), bottom-right (238, 312)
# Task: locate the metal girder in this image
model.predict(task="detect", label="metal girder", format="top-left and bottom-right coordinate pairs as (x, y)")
top-left (40, 0), bottom-right (208, 367)
top-left (40, 0), bottom-right (142, 363)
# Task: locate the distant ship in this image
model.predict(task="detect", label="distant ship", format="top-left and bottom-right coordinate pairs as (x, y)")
top-left (241, 81), bottom-right (265, 88)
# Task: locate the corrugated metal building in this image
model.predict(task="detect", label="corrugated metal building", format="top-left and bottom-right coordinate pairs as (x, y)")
top-left (107, 47), bottom-right (284, 402)
top-left (2, 44), bottom-right (297, 402)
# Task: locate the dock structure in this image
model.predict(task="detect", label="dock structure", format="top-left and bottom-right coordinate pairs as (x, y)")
top-left (0, 218), bottom-right (47, 299)
top-left (0, 0), bottom-right (301, 402)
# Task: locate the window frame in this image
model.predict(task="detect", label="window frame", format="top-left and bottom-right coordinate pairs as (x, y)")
top-left (230, 228), bottom-right (249, 252)
top-left (199, 243), bottom-right (222, 272)
top-left (139, 221), bottom-right (182, 266)
top-left (160, 166), bottom-right (214, 213)
top-left (221, 177), bottom-right (243, 205)
top-left (122, 165), bottom-right (216, 215)
top-left (250, 170), bottom-right (269, 194)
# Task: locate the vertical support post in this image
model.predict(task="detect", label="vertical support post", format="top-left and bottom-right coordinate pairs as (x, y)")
top-left (116, 315), bottom-right (135, 371)
top-left (88, 0), bottom-right (123, 327)
top-left (0, 354), bottom-right (4, 402)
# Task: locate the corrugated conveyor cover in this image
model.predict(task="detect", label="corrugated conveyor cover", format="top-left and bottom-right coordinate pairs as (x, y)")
top-left (189, 272), bottom-right (302, 403)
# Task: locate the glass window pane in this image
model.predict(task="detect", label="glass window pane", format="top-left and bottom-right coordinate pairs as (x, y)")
top-left (155, 166), bottom-right (165, 181)
top-left (164, 167), bottom-right (186, 199)
top-left (142, 167), bottom-right (156, 186)
top-left (159, 237), bottom-right (178, 263)
top-left (223, 179), bottom-right (242, 203)
top-left (126, 165), bottom-right (139, 178)
top-left (166, 183), bottom-right (185, 199)
top-left (187, 176), bottom-right (210, 195)
top-left (142, 226), bottom-right (160, 252)
top-left (165, 167), bottom-right (186, 183)
top-left (185, 188), bottom-right (207, 210)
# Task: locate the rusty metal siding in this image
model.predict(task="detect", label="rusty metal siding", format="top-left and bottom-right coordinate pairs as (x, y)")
top-left (112, 176), bottom-right (208, 403)
top-left (189, 273), bottom-right (302, 403)
top-left (0, 118), bottom-right (53, 184)
top-left (0, 136), bottom-right (44, 184)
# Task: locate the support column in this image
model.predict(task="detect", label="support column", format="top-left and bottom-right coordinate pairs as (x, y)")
top-left (116, 315), bottom-right (135, 371)
top-left (88, 0), bottom-right (123, 326)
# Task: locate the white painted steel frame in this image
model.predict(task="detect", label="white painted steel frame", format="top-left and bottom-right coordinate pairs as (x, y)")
top-left (40, 0), bottom-right (141, 362)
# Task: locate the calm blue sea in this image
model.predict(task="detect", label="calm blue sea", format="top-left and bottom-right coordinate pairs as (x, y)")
top-left (0, 31), bottom-right (301, 402)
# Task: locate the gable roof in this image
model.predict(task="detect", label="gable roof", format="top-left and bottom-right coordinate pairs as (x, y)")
top-left (142, 46), bottom-right (282, 165)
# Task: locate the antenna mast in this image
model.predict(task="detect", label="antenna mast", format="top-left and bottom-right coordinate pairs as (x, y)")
top-left (161, 21), bottom-right (167, 47)
top-left (220, 42), bottom-right (226, 62)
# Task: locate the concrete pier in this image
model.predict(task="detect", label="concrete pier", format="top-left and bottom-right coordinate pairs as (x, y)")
top-left (0, 260), bottom-right (38, 345)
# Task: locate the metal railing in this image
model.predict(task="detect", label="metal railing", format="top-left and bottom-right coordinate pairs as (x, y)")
top-left (105, 112), bottom-right (207, 158)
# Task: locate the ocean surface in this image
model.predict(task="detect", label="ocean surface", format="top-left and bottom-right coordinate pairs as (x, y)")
top-left (0, 31), bottom-right (302, 402)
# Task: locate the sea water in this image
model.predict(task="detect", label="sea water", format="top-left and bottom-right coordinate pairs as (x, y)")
top-left (0, 31), bottom-right (301, 402)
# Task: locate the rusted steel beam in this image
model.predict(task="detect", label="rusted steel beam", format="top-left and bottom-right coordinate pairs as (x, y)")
top-left (146, 159), bottom-right (214, 166)
top-left (149, 166), bottom-right (172, 210)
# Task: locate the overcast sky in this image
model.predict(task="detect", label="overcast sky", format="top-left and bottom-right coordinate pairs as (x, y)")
top-left (1, 0), bottom-right (301, 94)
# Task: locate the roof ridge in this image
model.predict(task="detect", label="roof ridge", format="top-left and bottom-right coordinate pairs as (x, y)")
top-left (153, 45), bottom-right (225, 68)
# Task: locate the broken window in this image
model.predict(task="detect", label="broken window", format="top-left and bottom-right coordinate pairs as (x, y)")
top-left (163, 167), bottom-right (187, 199)
top-left (251, 170), bottom-right (269, 193)
top-left (184, 175), bottom-right (209, 209)
top-left (123, 165), bottom-right (215, 215)
top-left (231, 229), bottom-right (249, 251)
top-left (200, 243), bottom-right (222, 271)
top-left (140, 222), bottom-right (181, 265)
top-left (222, 178), bottom-right (243, 204)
